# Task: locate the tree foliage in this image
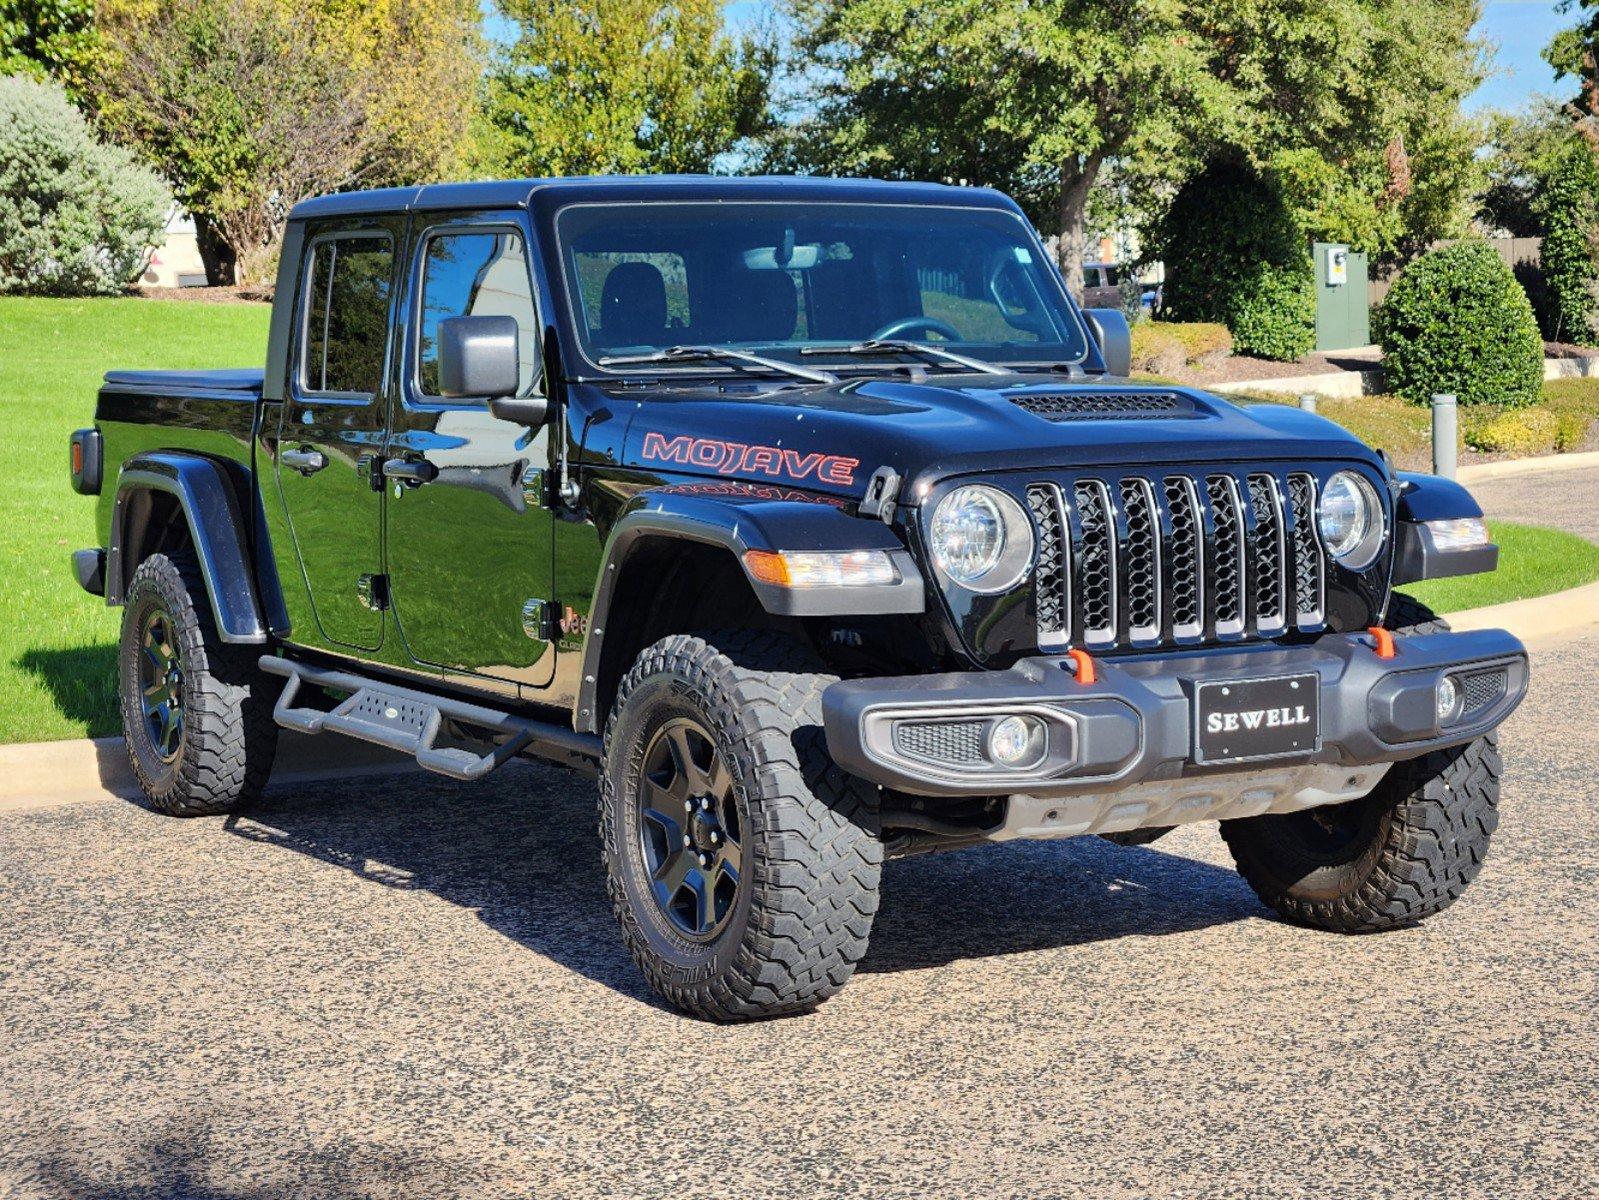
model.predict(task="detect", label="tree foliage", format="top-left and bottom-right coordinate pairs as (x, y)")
top-left (95, 0), bottom-right (480, 285)
top-left (1373, 240), bottom-right (1544, 408)
top-left (0, 0), bottom-right (99, 106)
top-left (778, 0), bottom-right (1483, 294)
top-left (1152, 161), bottom-right (1314, 361)
top-left (1536, 143), bottom-right (1599, 344)
top-left (0, 72), bottom-right (168, 295)
top-left (1477, 102), bottom-right (1586, 238)
top-left (481, 0), bottom-right (772, 177)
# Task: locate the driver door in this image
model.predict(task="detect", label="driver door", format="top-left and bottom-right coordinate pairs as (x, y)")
top-left (383, 214), bottom-right (555, 694)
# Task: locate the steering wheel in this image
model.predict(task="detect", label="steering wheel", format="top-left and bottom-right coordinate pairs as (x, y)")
top-left (868, 315), bottom-right (963, 342)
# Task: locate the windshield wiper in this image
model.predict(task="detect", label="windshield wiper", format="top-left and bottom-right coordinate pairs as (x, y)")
top-left (800, 339), bottom-right (1008, 375)
top-left (598, 345), bottom-right (836, 385)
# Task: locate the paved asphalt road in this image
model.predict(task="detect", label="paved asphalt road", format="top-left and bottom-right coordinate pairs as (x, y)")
top-left (3, 623), bottom-right (1597, 1200)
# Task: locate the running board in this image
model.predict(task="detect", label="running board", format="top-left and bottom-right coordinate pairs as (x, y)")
top-left (259, 655), bottom-right (600, 781)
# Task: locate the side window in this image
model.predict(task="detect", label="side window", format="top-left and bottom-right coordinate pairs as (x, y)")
top-left (417, 230), bottom-right (540, 398)
top-left (301, 236), bottom-right (393, 396)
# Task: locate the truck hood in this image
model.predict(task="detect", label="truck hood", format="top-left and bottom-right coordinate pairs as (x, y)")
top-left (607, 373), bottom-right (1383, 505)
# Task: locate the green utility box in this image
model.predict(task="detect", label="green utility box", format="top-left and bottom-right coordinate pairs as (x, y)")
top-left (1314, 241), bottom-right (1370, 352)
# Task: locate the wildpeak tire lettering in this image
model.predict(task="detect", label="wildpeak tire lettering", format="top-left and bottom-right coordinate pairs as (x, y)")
top-left (642, 431), bottom-right (859, 486)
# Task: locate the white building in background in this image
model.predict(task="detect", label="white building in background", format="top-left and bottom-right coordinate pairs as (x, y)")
top-left (140, 207), bottom-right (208, 288)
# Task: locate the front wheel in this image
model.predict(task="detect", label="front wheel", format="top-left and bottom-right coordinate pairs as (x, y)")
top-left (1221, 597), bottom-right (1500, 931)
top-left (599, 632), bottom-right (882, 1021)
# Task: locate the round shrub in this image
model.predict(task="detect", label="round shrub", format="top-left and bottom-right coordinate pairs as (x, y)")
top-left (1536, 145), bottom-right (1599, 345)
top-left (0, 73), bottom-right (170, 296)
top-left (1372, 240), bottom-right (1543, 408)
top-left (1153, 161), bottom-right (1315, 361)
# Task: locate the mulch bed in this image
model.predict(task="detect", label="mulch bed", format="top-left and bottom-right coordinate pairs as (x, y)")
top-left (131, 285), bottom-right (272, 305)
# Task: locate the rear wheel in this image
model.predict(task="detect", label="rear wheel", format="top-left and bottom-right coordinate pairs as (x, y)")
top-left (600, 631), bottom-right (882, 1021)
top-left (1220, 597), bottom-right (1500, 931)
top-left (118, 551), bottom-right (278, 816)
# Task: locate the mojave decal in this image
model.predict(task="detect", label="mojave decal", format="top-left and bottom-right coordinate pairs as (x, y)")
top-left (642, 432), bottom-right (859, 487)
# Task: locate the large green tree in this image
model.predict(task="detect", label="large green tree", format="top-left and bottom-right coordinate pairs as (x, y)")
top-left (781, 0), bottom-right (1483, 294)
top-left (95, 0), bottom-right (481, 286)
top-left (0, 0), bottom-right (99, 106)
top-left (481, 0), bottom-right (773, 177)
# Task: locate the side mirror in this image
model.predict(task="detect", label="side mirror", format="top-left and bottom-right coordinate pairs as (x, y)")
top-left (1083, 308), bottom-right (1132, 378)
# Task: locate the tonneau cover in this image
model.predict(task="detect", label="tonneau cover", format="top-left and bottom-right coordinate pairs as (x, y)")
top-left (102, 368), bottom-right (265, 392)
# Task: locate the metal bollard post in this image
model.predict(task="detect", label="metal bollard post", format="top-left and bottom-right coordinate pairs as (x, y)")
top-left (1298, 393), bottom-right (1317, 413)
top-left (1431, 393), bottom-right (1458, 479)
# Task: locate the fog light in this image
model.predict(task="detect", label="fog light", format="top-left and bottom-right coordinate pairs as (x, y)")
top-left (988, 715), bottom-right (1046, 768)
top-left (1436, 675), bottom-right (1460, 724)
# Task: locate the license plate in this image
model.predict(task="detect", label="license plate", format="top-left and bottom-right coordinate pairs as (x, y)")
top-left (1193, 673), bottom-right (1319, 765)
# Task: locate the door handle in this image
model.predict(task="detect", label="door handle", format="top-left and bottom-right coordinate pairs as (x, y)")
top-left (381, 457), bottom-right (438, 486)
top-left (280, 446), bottom-right (327, 476)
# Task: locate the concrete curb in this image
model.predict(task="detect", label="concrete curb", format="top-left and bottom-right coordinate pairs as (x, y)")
top-left (1456, 450), bottom-right (1599, 485)
top-left (5, 577), bottom-right (1595, 812)
top-left (0, 732), bottom-right (417, 814)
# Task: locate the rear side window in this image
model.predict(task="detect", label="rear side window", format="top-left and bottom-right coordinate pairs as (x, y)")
top-left (416, 230), bottom-right (540, 398)
top-left (301, 235), bottom-right (394, 396)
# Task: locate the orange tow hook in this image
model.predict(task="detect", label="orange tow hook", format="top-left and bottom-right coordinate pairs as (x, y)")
top-left (1066, 648), bottom-right (1098, 684)
top-left (1366, 626), bottom-right (1396, 660)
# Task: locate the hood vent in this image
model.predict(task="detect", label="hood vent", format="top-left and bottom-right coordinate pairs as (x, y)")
top-left (1008, 389), bottom-right (1191, 422)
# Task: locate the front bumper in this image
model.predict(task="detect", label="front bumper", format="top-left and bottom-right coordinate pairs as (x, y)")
top-left (822, 628), bottom-right (1527, 835)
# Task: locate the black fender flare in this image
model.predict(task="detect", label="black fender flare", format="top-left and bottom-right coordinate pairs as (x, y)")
top-left (107, 452), bottom-right (272, 644)
top-left (1391, 471), bottom-right (1498, 585)
top-left (574, 486), bottom-right (924, 732)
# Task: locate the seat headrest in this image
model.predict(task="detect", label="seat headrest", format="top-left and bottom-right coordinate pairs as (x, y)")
top-left (597, 261), bottom-right (668, 348)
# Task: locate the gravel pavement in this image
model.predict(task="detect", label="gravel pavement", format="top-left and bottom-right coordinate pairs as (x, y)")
top-left (1470, 464), bottom-right (1599, 543)
top-left (3, 624), bottom-right (1597, 1199)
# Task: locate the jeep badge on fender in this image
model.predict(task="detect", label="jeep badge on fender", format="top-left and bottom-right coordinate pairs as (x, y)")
top-left (70, 176), bottom-right (1527, 1022)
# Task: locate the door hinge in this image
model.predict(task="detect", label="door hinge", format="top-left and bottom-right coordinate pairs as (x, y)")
top-left (357, 573), bottom-right (390, 612)
top-left (521, 598), bottom-right (553, 640)
top-left (520, 465), bottom-right (548, 508)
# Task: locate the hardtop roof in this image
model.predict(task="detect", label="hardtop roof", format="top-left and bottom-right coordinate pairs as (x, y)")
top-left (287, 174), bottom-right (1021, 222)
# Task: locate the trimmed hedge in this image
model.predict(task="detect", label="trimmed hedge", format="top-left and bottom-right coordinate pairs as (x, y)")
top-left (1536, 145), bottom-right (1599, 345)
top-left (1129, 320), bottom-right (1233, 375)
top-left (1154, 161), bottom-right (1315, 361)
top-left (1372, 240), bottom-right (1543, 408)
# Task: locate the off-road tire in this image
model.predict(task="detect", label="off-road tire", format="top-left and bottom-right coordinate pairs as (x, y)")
top-left (119, 551), bottom-right (278, 816)
top-left (599, 631), bottom-right (882, 1021)
top-left (1220, 597), bottom-right (1500, 932)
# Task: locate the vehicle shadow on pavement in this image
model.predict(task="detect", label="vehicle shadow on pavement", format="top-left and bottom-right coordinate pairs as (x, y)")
top-left (215, 760), bottom-right (1265, 1003)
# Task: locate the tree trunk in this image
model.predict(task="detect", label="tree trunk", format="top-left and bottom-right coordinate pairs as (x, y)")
top-left (1056, 155), bottom-right (1103, 301)
top-left (193, 212), bottom-right (238, 288)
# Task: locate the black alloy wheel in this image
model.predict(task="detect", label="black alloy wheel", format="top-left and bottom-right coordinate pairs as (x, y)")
top-left (137, 606), bottom-right (186, 763)
top-left (637, 717), bottom-right (744, 939)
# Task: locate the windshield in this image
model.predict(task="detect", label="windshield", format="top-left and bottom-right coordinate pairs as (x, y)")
top-left (555, 201), bottom-right (1089, 372)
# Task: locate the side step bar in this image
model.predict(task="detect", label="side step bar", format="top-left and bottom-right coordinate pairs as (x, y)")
top-left (259, 655), bottom-right (600, 781)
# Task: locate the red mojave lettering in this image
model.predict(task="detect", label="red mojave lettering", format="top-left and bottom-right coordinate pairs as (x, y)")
top-left (642, 432), bottom-right (859, 487)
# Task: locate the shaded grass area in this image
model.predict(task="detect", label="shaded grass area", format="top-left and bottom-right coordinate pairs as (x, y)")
top-left (1, 295), bottom-right (269, 743)
top-left (1403, 521), bottom-right (1599, 613)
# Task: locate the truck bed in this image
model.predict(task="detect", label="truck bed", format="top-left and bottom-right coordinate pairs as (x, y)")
top-left (102, 368), bottom-right (265, 394)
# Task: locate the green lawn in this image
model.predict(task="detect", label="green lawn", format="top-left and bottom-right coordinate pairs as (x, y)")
top-left (1, 296), bottom-right (1594, 745)
top-left (0, 295), bottom-right (269, 743)
top-left (1402, 520), bottom-right (1599, 614)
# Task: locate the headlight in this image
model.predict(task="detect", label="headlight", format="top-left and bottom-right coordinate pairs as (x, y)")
top-left (1317, 471), bottom-right (1385, 569)
top-left (929, 484), bottom-right (1034, 593)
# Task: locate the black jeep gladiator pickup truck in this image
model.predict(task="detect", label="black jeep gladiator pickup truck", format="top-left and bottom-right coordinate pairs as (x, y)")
top-left (70, 176), bottom-right (1527, 1020)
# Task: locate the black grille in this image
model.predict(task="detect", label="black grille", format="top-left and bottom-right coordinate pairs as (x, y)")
top-left (1287, 475), bottom-right (1324, 621)
top-left (1029, 467), bottom-right (1330, 650)
top-left (1460, 669), bottom-right (1507, 715)
top-left (1027, 484), bottom-right (1070, 647)
top-left (1246, 474), bottom-right (1285, 631)
top-left (1009, 390), bottom-right (1190, 422)
top-left (1073, 480), bottom-right (1117, 644)
top-left (893, 720), bottom-right (986, 765)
